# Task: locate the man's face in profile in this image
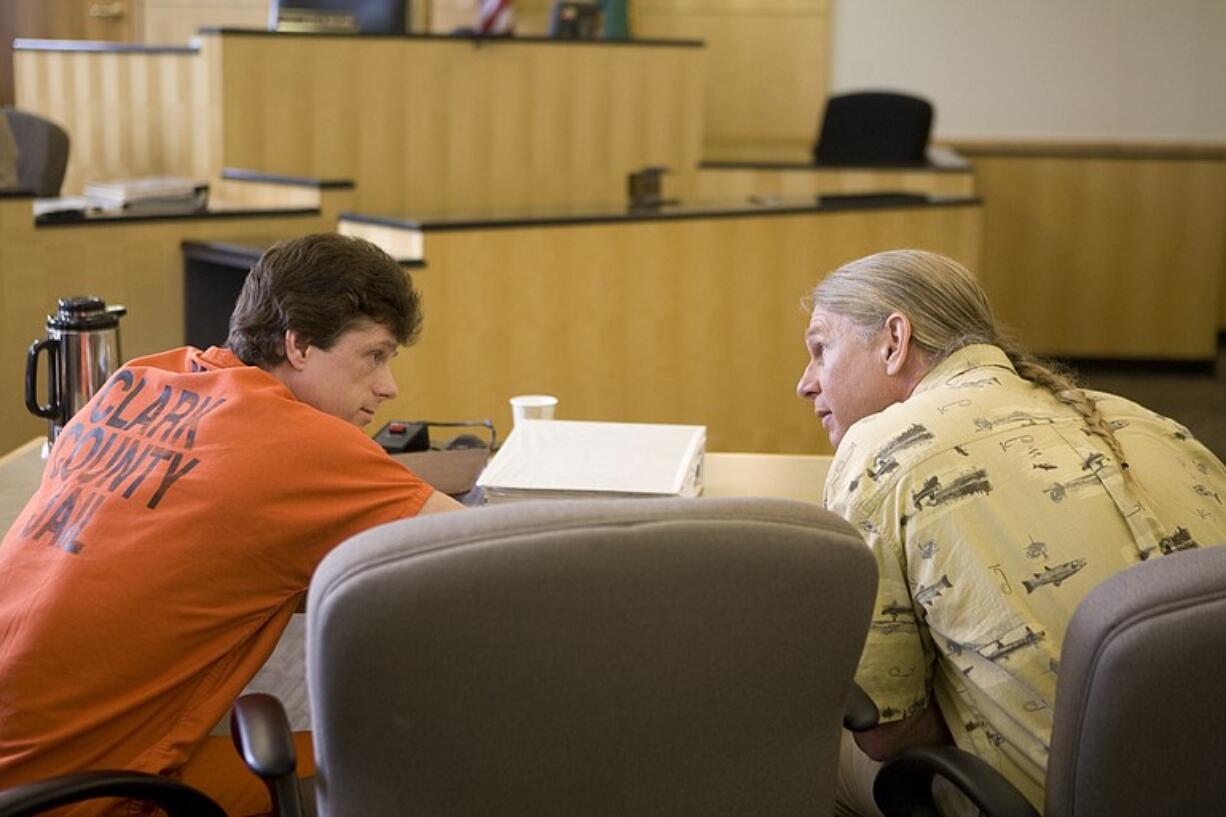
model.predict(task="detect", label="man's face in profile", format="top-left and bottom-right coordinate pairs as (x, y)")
top-left (796, 309), bottom-right (898, 449)
top-left (287, 320), bottom-right (400, 427)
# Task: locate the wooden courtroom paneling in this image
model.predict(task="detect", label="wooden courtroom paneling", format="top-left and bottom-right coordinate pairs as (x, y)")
top-left (13, 44), bottom-right (216, 196)
top-left (215, 32), bottom-right (705, 213)
top-left (140, 0), bottom-right (269, 44)
top-left (15, 32), bottom-right (703, 212)
top-left (344, 203), bottom-right (981, 455)
top-left (0, 191), bottom-right (347, 455)
top-left (633, 0), bottom-right (827, 163)
top-left (958, 149), bottom-right (1226, 360)
top-left (433, 0), bottom-right (829, 164)
top-left (0, 0), bottom-right (138, 106)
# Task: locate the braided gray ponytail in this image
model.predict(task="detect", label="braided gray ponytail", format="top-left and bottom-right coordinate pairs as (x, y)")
top-left (808, 250), bottom-right (1133, 476)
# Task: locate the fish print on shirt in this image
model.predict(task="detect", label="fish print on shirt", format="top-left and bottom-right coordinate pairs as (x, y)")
top-left (973, 411), bottom-right (1056, 433)
top-left (914, 574), bottom-right (953, 608)
top-left (1193, 484), bottom-right (1223, 505)
top-left (948, 376), bottom-right (1002, 390)
top-left (866, 423), bottom-right (935, 482)
top-left (1045, 451), bottom-right (1113, 503)
top-left (979, 626), bottom-right (1046, 662)
top-left (1155, 526), bottom-right (1199, 557)
top-left (871, 600), bottom-right (919, 635)
top-left (901, 468), bottom-right (994, 528)
top-left (1024, 537), bottom-right (1049, 561)
top-left (1022, 559), bottom-right (1087, 593)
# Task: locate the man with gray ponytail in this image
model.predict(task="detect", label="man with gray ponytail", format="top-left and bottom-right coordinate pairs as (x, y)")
top-left (797, 249), bottom-right (1226, 816)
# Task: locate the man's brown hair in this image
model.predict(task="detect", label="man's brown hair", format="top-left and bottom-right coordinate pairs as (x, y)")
top-left (227, 233), bottom-right (422, 368)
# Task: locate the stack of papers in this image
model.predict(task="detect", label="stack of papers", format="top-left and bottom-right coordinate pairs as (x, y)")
top-left (84, 177), bottom-right (208, 213)
top-left (476, 419), bottom-right (706, 503)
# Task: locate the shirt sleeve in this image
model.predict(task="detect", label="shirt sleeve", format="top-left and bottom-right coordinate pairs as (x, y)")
top-left (825, 438), bottom-right (934, 724)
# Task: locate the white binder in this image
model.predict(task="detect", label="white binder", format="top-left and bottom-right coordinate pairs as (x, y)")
top-left (476, 419), bottom-right (706, 503)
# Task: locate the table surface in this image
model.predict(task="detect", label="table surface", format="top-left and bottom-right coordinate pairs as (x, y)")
top-left (1, 438), bottom-right (832, 732)
top-left (1, 438), bottom-right (830, 536)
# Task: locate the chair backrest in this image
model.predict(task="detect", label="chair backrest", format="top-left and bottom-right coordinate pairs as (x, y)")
top-left (1, 108), bottom-right (70, 197)
top-left (1045, 544), bottom-right (1226, 817)
top-left (813, 91), bottom-right (932, 165)
top-left (305, 496), bottom-right (877, 817)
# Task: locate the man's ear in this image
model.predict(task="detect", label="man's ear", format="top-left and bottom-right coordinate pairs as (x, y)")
top-left (881, 312), bottom-right (915, 377)
top-left (283, 329), bottom-right (310, 371)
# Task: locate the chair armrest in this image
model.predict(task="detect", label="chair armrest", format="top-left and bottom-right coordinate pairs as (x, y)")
top-left (873, 745), bottom-right (1040, 817)
top-left (231, 693), bottom-right (304, 817)
top-left (843, 682), bottom-right (880, 732)
top-left (0, 770), bottom-right (225, 817)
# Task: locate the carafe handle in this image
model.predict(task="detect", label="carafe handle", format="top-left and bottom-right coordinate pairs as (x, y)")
top-left (25, 338), bottom-right (61, 419)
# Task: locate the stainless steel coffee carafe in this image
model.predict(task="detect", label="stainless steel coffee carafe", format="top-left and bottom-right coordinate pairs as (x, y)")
top-left (25, 296), bottom-right (128, 447)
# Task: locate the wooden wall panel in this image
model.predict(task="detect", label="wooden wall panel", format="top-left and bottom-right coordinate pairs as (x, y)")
top-left (343, 204), bottom-right (982, 454)
top-left (1, 0), bottom-right (137, 106)
top-left (0, 196), bottom-right (343, 456)
top-left (967, 155), bottom-right (1226, 360)
top-left (634, 0), bottom-right (827, 163)
top-left (215, 33), bottom-right (704, 213)
top-left (13, 46), bottom-right (217, 196)
top-left (141, 0), bottom-right (269, 44)
top-left (431, 0), bottom-right (829, 164)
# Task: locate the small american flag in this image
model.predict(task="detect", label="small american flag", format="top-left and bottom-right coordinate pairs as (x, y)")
top-left (476, 0), bottom-right (514, 35)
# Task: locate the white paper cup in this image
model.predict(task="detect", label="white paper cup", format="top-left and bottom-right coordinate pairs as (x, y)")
top-left (510, 394), bottom-right (558, 425)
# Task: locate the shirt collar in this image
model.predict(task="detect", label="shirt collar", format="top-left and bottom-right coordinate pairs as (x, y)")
top-left (911, 343), bottom-right (1017, 397)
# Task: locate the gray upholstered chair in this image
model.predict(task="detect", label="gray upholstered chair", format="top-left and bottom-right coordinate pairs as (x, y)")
top-left (1, 108), bottom-right (69, 197)
top-left (873, 544), bottom-right (1226, 817)
top-left (290, 496), bottom-right (876, 817)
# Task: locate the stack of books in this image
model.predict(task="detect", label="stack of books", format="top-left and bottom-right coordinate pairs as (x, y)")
top-left (84, 177), bottom-right (209, 214)
top-left (476, 419), bottom-right (706, 503)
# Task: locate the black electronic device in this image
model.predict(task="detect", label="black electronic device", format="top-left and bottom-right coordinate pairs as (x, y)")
top-left (373, 420), bottom-right (430, 453)
top-left (548, 1), bottom-right (601, 39)
top-left (269, 0), bottom-right (408, 34)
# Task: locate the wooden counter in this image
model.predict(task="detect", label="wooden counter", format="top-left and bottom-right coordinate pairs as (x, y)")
top-left (336, 194), bottom-right (983, 455)
top-left (0, 180), bottom-right (352, 455)
top-left (693, 153), bottom-right (976, 200)
top-left (14, 31), bottom-right (705, 213)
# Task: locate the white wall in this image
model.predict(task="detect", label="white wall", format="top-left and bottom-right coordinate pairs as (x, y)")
top-left (830, 0), bottom-right (1226, 141)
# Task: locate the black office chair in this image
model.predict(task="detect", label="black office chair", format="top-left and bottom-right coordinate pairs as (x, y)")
top-left (1, 108), bottom-right (70, 197)
top-left (0, 697), bottom-right (299, 817)
top-left (872, 544), bottom-right (1226, 817)
top-left (812, 91), bottom-right (933, 166)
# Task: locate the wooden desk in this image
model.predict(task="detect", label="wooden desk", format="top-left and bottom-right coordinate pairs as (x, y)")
top-left (1, 438), bottom-right (829, 537)
top-left (693, 153), bottom-right (976, 200)
top-left (0, 437), bottom-right (830, 733)
top-left (337, 193), bottom-right (982, 455)
top-left (0, 438), bottom-right (44, 537)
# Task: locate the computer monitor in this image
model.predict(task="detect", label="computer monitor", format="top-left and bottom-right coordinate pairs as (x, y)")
top-left (270, 0), bottom-right (407, 34)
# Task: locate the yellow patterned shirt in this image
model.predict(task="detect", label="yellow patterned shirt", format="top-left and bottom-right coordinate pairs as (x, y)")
top-left (824, 344), bottom-right (1226, 809)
